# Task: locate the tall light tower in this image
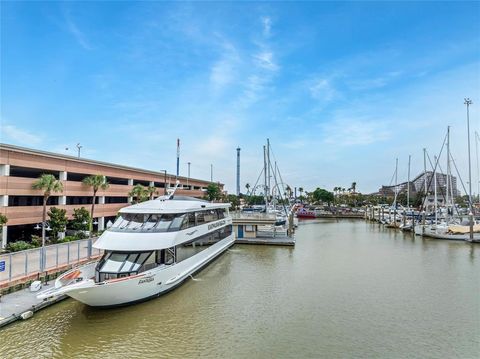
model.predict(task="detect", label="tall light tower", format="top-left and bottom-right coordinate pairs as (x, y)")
top-left (465, 98), bottom-right (474, 241)
top-left (236, 147), bottom-right (241, 196)
top-left (176, 138), bottom-right (180, 179)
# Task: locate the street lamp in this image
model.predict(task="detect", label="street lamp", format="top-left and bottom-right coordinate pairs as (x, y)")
top-left (187, 162), bottom-right (191, 187)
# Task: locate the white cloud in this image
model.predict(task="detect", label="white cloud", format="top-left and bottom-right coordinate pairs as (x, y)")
top-left (1, 124), bottom-right (43, 146)
top-left (321, 117), bottom-right (391, 146)
top-left (261, 16), bottom-right (272, 38)
top-left (309, 78), bottom-right (337, 102)
top-left (65, 12), bottom-right (92, 50)
top-left (210, 42), bottom-right (240, 92)
top-left (253, 51), bottom-right (279, 72)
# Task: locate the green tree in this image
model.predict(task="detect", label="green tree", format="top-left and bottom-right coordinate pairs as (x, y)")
top-left (312, 188), bottom-right (334, 205)
top-left (246, 195), bottom-right (265, 205)
top-left (299, 187), bottom-right (304, 202)
top-left (129, 184), bottom-right (148, 203)
top-left (227, 194), bottom-right (240, 210)
top-left (83, 175), bottom-right (109, 231)
top-left (71, 207), bottom-right (91, 231)
top-left (48, 207), bottom-right (68, 240)
top-left (146, 185), bottom-right (158, 200)
top-left (205, 183), bottom-right (221, 201)
top-left (0, 213), bottom-right (7, 228)
top-left (32, 174), bottom-right (63, 247)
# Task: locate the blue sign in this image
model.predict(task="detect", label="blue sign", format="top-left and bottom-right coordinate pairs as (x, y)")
top-left (0, 260), bottom-right (5, 272)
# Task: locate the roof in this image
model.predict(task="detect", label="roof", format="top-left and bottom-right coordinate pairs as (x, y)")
top-left (0, 143), bottom-right (223, 186)
top-left (120, 196), bottom-right (230, 213)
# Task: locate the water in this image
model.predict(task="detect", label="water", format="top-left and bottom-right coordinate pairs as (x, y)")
top-left (1, 220), bottom-right (479, 358)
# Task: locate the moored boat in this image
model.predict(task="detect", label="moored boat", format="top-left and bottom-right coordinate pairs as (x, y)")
top-left (38, 192), bottom-right (235, 307)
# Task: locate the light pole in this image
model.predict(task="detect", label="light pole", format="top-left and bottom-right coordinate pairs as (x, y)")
top-left (160, 170), bottom-right (167, 195)
top-left (210, 164), bottom-right (213, 182)
top-left (465, 98), bottom-right (474, 241)
top-left (187, 162), bottom-right (191, 187)
top-left (76, 143), bottom-right (82, 158)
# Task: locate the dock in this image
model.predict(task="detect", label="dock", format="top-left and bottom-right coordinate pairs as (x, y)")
top-left (0, 284), bottom-right (67, 328)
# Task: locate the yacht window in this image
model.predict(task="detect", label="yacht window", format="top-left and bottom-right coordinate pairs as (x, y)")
top-left (143, 214), bottom-right (161, 230)
top-left (155, 214), bottom-right (174, 231)
top-left (204, 210), bottom-right (217, 222)
top-left (120, 253), bottom-right (140, 272)
top-left (196, 211), bottom-right (205, 224)
top-left (217, 209), bottom-right (225, 219)
top-left (165, 247), bottom-right (175, 265)
top-left (100, 253), bottom-right (129, 273)
top-left (124, 213), bottom-right (146, 230)
top-left (131, 252), bottom-right (151, 271)
top-left (169, 214), bottom-right (186, 231)
top-left (187, 212), bottom-right (196, 227)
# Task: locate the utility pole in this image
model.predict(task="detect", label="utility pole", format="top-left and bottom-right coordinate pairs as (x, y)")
top-left (407, 154), bottom-right (411, 209)
top-left (465, 98), bottom-right (474, 241)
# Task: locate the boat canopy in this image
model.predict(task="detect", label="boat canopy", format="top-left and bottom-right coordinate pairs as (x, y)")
top-left (121, 196), bottom-right (230, 214)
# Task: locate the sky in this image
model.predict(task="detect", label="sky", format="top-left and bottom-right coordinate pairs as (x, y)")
top-left (1, 1), bottom-right (479, 195)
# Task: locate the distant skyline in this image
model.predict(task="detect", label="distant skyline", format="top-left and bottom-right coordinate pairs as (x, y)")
top-left (1, 1), bottom-right (479, 194)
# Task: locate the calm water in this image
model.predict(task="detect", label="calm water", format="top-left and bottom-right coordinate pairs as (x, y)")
top-left (1, 220), bottom-right (479, 358)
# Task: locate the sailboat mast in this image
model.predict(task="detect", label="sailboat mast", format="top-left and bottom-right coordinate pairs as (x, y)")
top-left (423, 148), bottom-right (427, 204)
top-left (434, 155), bottom-right (438, 225)
top-left (407, 154), bottom-right (411, 208)
top-left (267, 138), bottom-right (271, 200)
top-left (465, 98), bottom-right (474, 241)
top-left (446, 126), bottom-right (450, 220)
top-left (263, 145), bottom-right (268, 207)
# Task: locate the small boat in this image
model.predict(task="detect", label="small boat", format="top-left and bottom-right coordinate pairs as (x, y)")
top-left (296, 207), bottom-right (317, 218)
top-left (38, 189), bottom-right (235, 307)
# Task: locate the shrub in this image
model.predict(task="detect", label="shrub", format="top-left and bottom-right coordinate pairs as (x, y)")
top-left (7, 241), bottom-right (36, 252)
top-left (74, 231), bottom-right (88, 240)
top-left (71, 207), bottom-right (90, 231)
top-left (31, 235), bottom-right (42, 247)
top-left (57, 235), bottom-right (77, 243)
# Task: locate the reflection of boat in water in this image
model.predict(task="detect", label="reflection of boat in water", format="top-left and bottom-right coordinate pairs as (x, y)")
top-left (38, 193), bottom-right (234, 307)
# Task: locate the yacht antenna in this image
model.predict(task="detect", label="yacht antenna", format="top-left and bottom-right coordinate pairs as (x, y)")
top-left (167, 180), bottom-right (181, 199)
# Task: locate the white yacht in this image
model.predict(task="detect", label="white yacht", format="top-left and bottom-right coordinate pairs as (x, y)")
top-left (38, 193), bottom-right (235, 307)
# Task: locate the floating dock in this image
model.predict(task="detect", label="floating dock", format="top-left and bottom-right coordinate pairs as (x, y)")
top-left (0, 284), bottom-right (67, 328)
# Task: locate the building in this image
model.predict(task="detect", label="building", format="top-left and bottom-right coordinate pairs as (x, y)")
top-left (0, 144), bottom-right (223, 248)
top-left (378, 171), bottom-right (459, 201)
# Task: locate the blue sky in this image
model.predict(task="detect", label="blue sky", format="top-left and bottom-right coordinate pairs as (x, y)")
top-left (1, 1), bottom-right (479, 194)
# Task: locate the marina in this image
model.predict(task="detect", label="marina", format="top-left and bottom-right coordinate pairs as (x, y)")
top-left (0, 219), bottom-right (478, 358)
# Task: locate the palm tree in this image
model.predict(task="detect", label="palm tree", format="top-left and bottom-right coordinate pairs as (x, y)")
top-left (146, 185), bottom-right (158, 200)
top-left (299, 187), bottom-right (304, 201)
top-left (245, 183), bottom-right (251, 196)
top-left (32, 174), bottom-right (63, 250)
top-left (285, 185), bottom-right (292, 199)
top-left (351, 182), bottom-right (357, 194)
top-left (83, 175), bottom-right (109, 232)
top-left (129, 184), bottom-right (148, 204)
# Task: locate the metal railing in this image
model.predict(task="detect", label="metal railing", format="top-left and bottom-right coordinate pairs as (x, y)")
top-left (0, 238), bottom-right (103, 284)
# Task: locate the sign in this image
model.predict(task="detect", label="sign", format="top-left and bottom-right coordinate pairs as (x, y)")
top-left (0, 260), bottom-right (5, 272)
